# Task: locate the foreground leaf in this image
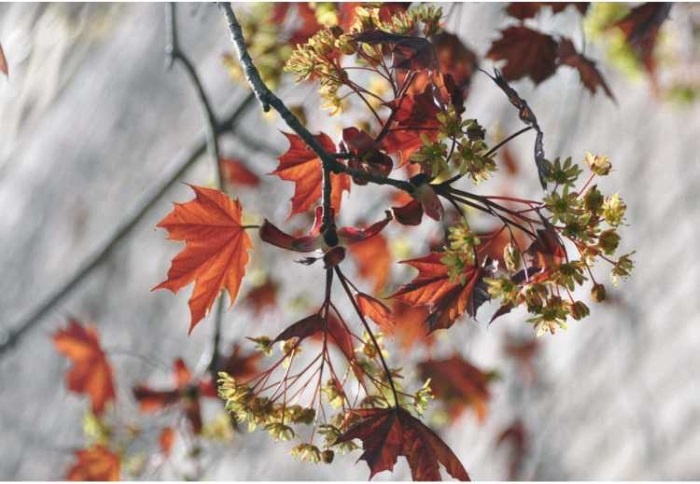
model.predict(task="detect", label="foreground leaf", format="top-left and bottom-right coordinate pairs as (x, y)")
top-left (337, 407), bottom-right (470, 481)
top-left (391, 253), bottom-right (488, 332)
top-left (273, 132), bottom-right (351, 217)
top-left (53, 320), bottom-right (116, 416)
top-left (154, 185), bottom-right (252, 333)
top-left (67, 445), bottom-right (120, 481)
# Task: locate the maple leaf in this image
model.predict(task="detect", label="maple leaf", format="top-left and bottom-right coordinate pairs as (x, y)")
top-left (0, 43), bottom-right (7, 78)
top-left (431, 31), bottom-right (478, 95)
top-left (242, 278), bottom-right (279, 315)
top-left (524, 224), bottom-right (567, 281)
top-left (67, 445), bottom-right (120, 481)
top-left (347, 231), bottom-right (391, 293)
top-left (53, 320), bottom-right (116, 416)
top-left (612, 3), bottom-right (672, 81)
top-left (217, 343), bottom-right (261, 381)
top-left (159, 427), bottom-right (175, 457)
top-left (385, 302), bottom-right (435, 350)
top-left (557, 38), bottom-right (615, 99)
top-left (357, 293), bottom-right (395, 333)
top-left (418, 356), bottom-right (493, 422)
top-left (391, 253), bottom-right (489, 332)
top-left (273, 313), bottom-right (355, 363)
top-left (503, 335), bottom-right (540, 383)
top-left (272, 3), bottom-right (324, 46)
top-left (272, 132), bottom-right (351, 217)
top-left (337, 407), bottom-right (470, 481)
top-left (487, 26), bottom-right (558, 84)
top-left (132, 358), bottom-right (216, 434)
top-left (220, 157), bottom-right (260, 187)
top-left (496, 420), bottom-right (528, 480)
top-left (154, 185), bottom-right (252, 333)
top-left (383, 90), bottom-right (441, 167)
top-left (505, 2), bottom-right (588, 20)
top-left (353, 30), bottom-right (437, 71)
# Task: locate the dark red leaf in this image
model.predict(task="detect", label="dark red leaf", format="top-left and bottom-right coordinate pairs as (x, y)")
top-left (487, 26), bottom-right (558, 84)
top-left (506, 3), bottom-right (588, 20)
top-left (242, 279), bottom-right (279, 316)
top-left (557, 38), bottom-right (615, 99)
top-left (272, 313), bottom-right (325, 344)
top-left (337, 407), bottom-right (470, 481)
top-left (418, 356), bottom-right (493, 422)
top-left (392, 199), bottom-right (424, 226)
top-left (612, 3), bottom-right (672, 80)
top-left (496, 420), bottom-right (528, 480)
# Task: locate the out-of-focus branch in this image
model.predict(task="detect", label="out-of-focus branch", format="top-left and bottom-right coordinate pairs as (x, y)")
top-left (165, 3), bottom-right (226, 380)
top-left (0, 92), bottom-right (257, 360)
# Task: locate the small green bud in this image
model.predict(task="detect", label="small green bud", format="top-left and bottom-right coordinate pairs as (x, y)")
top-left (591, 283), bottom-right (607, 302)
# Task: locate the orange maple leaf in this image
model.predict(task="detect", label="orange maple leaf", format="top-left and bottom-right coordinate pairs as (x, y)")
top-left (53, 320), bottom-right (116, 416)
top-left (272, 132), bottom-right (351, 217)
top-left (348, 232), bottom-right (392, 293)
top-left (391, 253), bottom-right (489, 331)
top-left (154, 185), bottom-right (252, 333)
top-left (67, 445), bottom-right (120, 481)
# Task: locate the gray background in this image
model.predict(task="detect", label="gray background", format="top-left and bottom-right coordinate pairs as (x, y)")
top-left (0, 3), bottom-right (698, 480)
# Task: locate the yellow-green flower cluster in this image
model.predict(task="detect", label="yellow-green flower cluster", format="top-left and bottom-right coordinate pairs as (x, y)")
top-left (441, 221), bottom-right (481, 283)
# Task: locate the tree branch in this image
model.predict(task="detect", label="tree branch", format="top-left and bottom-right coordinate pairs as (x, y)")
top-left (218, 3), bottom-right (416, 201)
top-left (0, 93), bottom-right (257, 360)
top-left (166, 3), bottom-right (226, 380)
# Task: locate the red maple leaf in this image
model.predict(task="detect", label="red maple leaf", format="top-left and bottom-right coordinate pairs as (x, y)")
top-left (242, 278), bottom-right (279, 316)
top-left (217, 343), bottom-right (262, 382)
top-left (418, 356), bottom-right (493, 422)
top-left (272, 132), bottom-right (351, 217)
top-left (220, 157), bottom-right (260, 187)
top-left (132, 358), bottom-right (216, 434)
top-left (0, 42), bottom-right (7, 78)
top-left (612, 3), bottom-right (672, 83)
top-left (67, 445), bottom-right (120, 481)
top-left (496, 420), bottom-right (528, 480)
top-left (154, 185), bottom-right (252, 333)
top-left (357, 293), bottom-right (395, 333)
top-left (337, 407), bottom-right (470, 481)
top-left (273, 313), bottom-right (355, 364)
top-left (385, 302), bottom-right (435, 350)
top-left (271, 3), bottom-right (323, 46)
top-left (383, 90), bottom-right (441, 167)
top-left (505, 2), bottom-right (588, 20)
top-left (487, 26), bottom-right (558, 84)
top-left (347, 231), bottom-right (392, 293)
top-left (159, 427), bottom-right (175, 457)
top-left (557, 38), bottom-right (614, 99)
top-left (53, 320), bottom-right (116, 416)
top-left (391, 253), bottom-right (489, 331)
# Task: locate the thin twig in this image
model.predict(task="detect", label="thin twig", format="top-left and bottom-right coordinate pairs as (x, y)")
top-left (218, 3), bottom-right (415, 207)
top-left (0, 93), bottom-right (256, 359)
top-left (165, 3), bottom-right (225, 380)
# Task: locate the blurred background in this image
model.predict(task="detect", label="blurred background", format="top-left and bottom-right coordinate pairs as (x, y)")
top-left (0, 2), bottom-right (699, 480)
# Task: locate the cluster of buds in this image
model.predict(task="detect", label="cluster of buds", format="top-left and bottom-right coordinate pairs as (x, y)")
top-left (441, 221), bottom-right (481, 283)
